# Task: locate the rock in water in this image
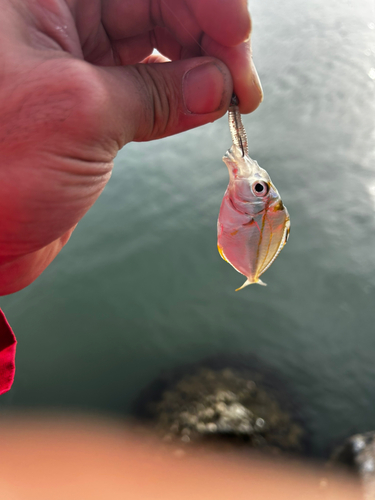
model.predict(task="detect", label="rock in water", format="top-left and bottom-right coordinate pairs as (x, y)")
top-left (330, 431), bottom-right (375, 499)
top-left (147, 368), bottom-right (304, 456)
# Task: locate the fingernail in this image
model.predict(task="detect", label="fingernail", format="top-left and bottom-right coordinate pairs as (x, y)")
top-left (183, 63), bottom-right (226, 114)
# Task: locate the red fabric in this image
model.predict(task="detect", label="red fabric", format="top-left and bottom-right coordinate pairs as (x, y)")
top-left (0, 308), bottom-right (16, 395)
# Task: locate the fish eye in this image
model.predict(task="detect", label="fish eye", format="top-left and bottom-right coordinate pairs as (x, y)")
top-left (252, 181), bottom-right (269, 197)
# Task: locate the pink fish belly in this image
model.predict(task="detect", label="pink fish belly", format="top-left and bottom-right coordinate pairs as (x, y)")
top-left (217, 191), bottom-right (287, 281)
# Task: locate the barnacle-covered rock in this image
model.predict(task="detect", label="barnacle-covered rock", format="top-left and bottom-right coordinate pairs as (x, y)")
top-left (329, 431), bottom-right (375, 500)
top-left (147, 367), bottom-right (304, 455)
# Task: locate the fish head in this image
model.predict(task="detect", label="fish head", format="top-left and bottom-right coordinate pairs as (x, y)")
top-left (222, 145), bottom-right (281, 215)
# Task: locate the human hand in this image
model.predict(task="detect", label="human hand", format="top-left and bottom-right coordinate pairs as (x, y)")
top-left (0, 0), bottom-right (263, 294)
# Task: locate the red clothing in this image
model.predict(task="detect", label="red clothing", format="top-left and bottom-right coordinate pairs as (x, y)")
top-left (0, 309), bottom-right (16, 395)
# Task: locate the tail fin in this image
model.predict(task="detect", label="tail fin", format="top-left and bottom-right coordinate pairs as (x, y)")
top-left (235, 278), bottom-right (267, 291)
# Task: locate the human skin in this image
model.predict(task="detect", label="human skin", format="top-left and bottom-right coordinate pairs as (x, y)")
top-left (0, 0), bottom-right (262, 295)
top-left (0, 416), bottom-right (362, 500)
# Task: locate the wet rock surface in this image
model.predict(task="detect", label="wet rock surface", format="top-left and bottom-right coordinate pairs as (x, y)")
top-left (138, 366), bottom-right (306, 456)
top-left (330, 431), bottom-right (375, 500)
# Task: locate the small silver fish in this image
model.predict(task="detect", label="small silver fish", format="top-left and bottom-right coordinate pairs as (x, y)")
top-left (217, 95), bottom-right (290, 290)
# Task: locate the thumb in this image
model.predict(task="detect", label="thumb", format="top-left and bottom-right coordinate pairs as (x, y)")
top-left (96, 57), bottom-right (233, 144)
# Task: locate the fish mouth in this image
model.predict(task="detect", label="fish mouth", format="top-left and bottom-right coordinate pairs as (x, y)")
top-left (223, 145), bottom-right (243, 162)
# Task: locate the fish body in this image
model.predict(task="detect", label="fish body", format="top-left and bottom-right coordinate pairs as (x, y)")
top-left (217, 99), bottom-right (290, 290)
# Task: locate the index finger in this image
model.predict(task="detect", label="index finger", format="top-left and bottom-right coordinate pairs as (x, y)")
top-left (103, 0), bottom-right (250, 47)
top-left (187, 0), bottom-right (251, 47)
top-left (103, 0), bottom-right (262, 113)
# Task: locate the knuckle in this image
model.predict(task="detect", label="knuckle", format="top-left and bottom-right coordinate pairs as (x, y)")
top-left (133, 64), bottom-right (179, 140)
